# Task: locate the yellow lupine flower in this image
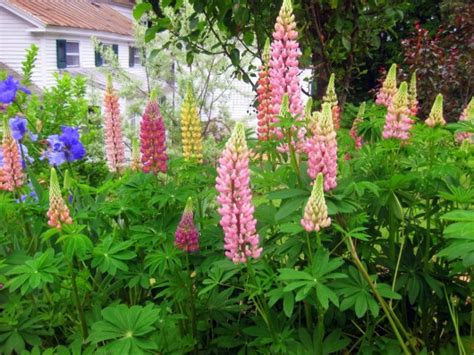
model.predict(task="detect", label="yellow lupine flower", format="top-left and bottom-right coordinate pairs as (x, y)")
top-left (180, 84), bottom-right (203, 162)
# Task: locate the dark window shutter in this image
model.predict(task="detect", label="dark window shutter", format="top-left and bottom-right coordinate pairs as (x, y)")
top-left (112, 44), bottom-right (118, 56)
top-left (95, 49), bottom-right (103, 67)
top-left (56, 40), bottom-right (67, 69)
top-left (129, 46), bottom-right (134, 67)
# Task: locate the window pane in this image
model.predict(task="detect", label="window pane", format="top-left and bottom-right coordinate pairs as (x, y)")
top-left (66, 55), bottom-right (79, 66)
top-left (66, 42), bottom-right (79, 54)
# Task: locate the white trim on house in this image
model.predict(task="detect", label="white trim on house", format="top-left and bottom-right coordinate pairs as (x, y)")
top-left (28, 27), bottom-right (134, 43)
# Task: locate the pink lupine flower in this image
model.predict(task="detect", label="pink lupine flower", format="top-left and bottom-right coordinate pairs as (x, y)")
top-left (455, 98), bottom-right (473, 144)
top-left (382, 82), bottom-right (413, 140)
top-left (376, 64), bottom-right (397, 107)
top-left (269, 0), bottom-right (303, 139)
top-left (257, 39), bottom-right (273, 141)
top-left (140, 95), bottom-right (168, 175)
top-left (47, 168), bottom-right (72, 229)
top-left (408, 72), bottom-right (418, 116)
top-left (323, 73), bottom-right (341, 130)
top-left (175, 197), bottom-right (199, 252)
top-left (216, 123), bottom-right (262, 264)
top-left (306, 103), bottom-right (338, 191)
top-left (349, 102), bottom-right (366, 149)
top-left (425, 94), bottom-right (446, 127)
top-left (301, 173), bottom-right (331, 232)
top-left (0, 120), bottom-right (24, 191)
top-left (103, 76), bottom-right (125, 173)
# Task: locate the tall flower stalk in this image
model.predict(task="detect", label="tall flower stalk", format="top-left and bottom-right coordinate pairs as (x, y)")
top-left (349, 102), bottom-right (366, 149)
top-left (301, 173), bottom-right (331, 232)
top-left (456, 98), bottom-right (473, 144)
top-left (408, 71), bottom-right (418, 116)
top-left (269, 0), bottom-right (303, 140)
top-left (425, 94), bottom-right (446, 127)
top-left (257, 39), bottom-right (273, 141)
top-left (140, 93), bottom-right (168, 174)
top-left (130, 137), bottom-right (141, 171)
top-left (0, 118), bottom-right (24, 191)
top-left (323, 73), bottom-right (341, 130)
top-left (47, 168), bottom-right (72, 229)
top-left (382, 82), bottom-right (413, 140)
top-left (306, 103), bottom-right (338, 191)
top-left (103, 76), bottom-right (125, 173)
top-left (180, 84), bottom-right (203, 162)
top-left (376, 63), bottom-right (397, 107)
top-left (216, 123), bottom-right (262, 264)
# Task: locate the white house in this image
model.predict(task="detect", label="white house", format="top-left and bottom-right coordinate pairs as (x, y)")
top-left (0, 0), bottom-right (145, 103)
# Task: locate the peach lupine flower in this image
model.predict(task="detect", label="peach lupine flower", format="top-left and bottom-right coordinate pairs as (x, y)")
top-left (408, 72), bottom-right (418, 116)
top-left (130, 137), bottom-right (141, 172)
top-left (376, 64), bottom-right (397, 107)
top-left (0, 119), bottom-right (24, 191)
top-left (301, 173), bottom-right (331, 232)
top-left (382, 82), bottom-right (413, 140)
top-left (103, 76), bottom-right (126, 173)
top-left (257, 39), bottom-right (273, 141)
top-left (425, 94), bottom-right (446, 127)
top-left (455, 98), bottom-right (473, 144)
top-left (47, 168), bottom-right (72, 229)
top-left (349, 102), bottom-right (366, 150)
top-left (216, 123), bottom-right (262, 264)
top-left (306, 103), bottom-right (338, 191)
top-left (323, 73), bottom-right (341, 130)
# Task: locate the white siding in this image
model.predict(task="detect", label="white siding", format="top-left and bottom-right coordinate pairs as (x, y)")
top-left (0, 7), bottom-right (44, 85)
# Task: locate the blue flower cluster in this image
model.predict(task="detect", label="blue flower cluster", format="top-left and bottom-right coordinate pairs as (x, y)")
top-left (9, 116), bottom-right (37, 142)
top-left (0, 75), bottom-right (31, 104)
top-left (44, 126), bottom-right (86, 166)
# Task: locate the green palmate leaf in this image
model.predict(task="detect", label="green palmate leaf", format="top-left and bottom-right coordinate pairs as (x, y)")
top-left (57, 232), bottom-right (92, 262)
top-left (268, 189), bottom-right (309, 200)
top-left (133, 2), bottom-right (152, 20)
top-left (283, 292), bottom-right (295, 318)
top-left (92, 237), bottom-right (136, 276)
top-left (88, 304), bottom-right (159, 354)
top-left (275, 197), bottom-right (306, 221)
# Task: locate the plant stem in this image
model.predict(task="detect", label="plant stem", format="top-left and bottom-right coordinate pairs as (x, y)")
top-left (423, 198), bottom-right (431, 269)
top-left (70, 258), bottom-right (88, 340)
top-left (286, 128), bottom-right (302, 188)
top-left (346, 237), bottom-right (413, 354)
top-left (186, 253), bottom-right (198, 353)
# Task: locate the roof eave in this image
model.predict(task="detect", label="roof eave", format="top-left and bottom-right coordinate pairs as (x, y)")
top-left (0, 0), bottom-right (46, 28)
top-left (29, 26), bottom-right (134, 42)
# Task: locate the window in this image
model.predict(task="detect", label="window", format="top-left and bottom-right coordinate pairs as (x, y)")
top-left (66, 42), bottom-right (80, 67)
top-left (95, 43), bottom-right (118, 67)
top-left (56, 40), bottom-right (80, 68)
top-left (129, 47), bottom-right (141, 67)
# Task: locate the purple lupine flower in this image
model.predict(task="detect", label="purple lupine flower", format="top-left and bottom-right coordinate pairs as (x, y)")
top-left (0, 75), bottom-right (31, 104)
top-left (9, 117), bottom-right (37, 142)
top-left (175, 198), bottom-right (199, 252)
top-left (44, 126), bottom-right (86, 166)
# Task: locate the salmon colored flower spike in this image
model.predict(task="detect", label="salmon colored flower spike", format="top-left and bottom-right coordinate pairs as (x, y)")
top-left (383, 82), bottom-right (413, 140)
top-left (425, 94), bottom-right (446, 127)
top-left (175, 197), bottom-right (199, 252)
top-left (269, 0), bottom-right (303, 140)
top-left (0, 118), bottom-right (24, 191)
top-left (323, 73), bottom-right (341, 130)
top-left (376, 64), bottom-right (397, 107)
top-left (140, 91), bottom-right (168, 175)
top-left (456, 98), bottom-right (473, 144)
top-left (216, 123), bottom-right (262, 264)
top-left (408, 72), bottom-right (418, 116)
top-left (103, 76), bottom-right (126, 173)
top-left (301, 173), bottom-right (331, 232)
top-left (306, 103), bottom-right (338, 191)
top-left (47, 168), bottom-right (72, 229)
top-left (180, 83), bottom-right (203, 162)
top-left (257, 39), bottom-right (273, 141)
top-left (350, 102), bottom-right (366, 149)
top-left (130, 137), bottom-right (141, 171)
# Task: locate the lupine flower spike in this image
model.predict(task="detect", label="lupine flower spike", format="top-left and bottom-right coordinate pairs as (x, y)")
top-left (175, 197), bottom-right (199, 252)
top-left (350, 102), bottom-right (366, 149)
top-left (0, 118), bottom-right (24, 191)
top-left (382, 82), bottom-right (413, 140)
top-left (456, 98), bottom-right (473, 144)
top-left (180, 83), bottom-right (203, 162)
top-left (306, 103), bottom-right (338, 191)
top-left (269, 0), bottom-right (303, 139)
top-left (140, 91), bottom-right (168, 174)
top-left (216, 123), bottom-right (262, 264)
top-left (47, 168), bottom-right (72, 229)
top-left (376, 64), bottom-right (397, 107)
top-left (130, 137), bottom-right (142, 171)
top-left (103, 76), bottom-right (126, 173)
top-left (425, 94), bottom-right (446, 127)
top-left (257, 39), bottom-right (273, 141)
top-left (301, 173), bottom-right (331, 232)
top-left (408, 72), bottom-right (418, 116)
top-left (323, 73), bottom-right (341, 130)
